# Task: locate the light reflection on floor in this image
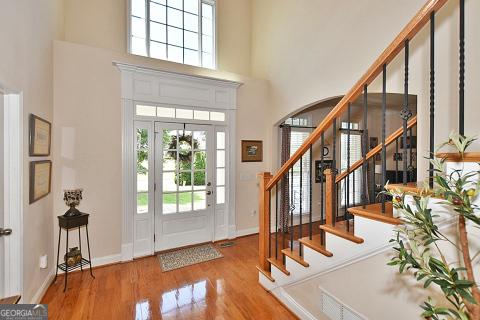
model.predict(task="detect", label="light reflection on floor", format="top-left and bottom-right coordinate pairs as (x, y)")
top-left (160, 280), bottom-right (207, 314)
top-left (135, 300), bottom-right (151, 320)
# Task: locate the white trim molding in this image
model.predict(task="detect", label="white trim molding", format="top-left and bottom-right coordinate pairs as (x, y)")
top-left (115, 62), bottom-right (242, 260)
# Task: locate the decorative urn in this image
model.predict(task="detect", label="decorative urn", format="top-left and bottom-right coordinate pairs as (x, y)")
top-left (63, 189), bottom-right (83, 217)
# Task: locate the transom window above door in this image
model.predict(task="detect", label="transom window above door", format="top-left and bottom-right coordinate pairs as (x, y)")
top-left (129, 0), bottom-right (216, 68)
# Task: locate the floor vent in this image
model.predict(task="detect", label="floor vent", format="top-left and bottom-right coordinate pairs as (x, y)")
top-left (219, 241), bottom-right (235, 248)
top-left (321, 290), bottom-right (365, 320)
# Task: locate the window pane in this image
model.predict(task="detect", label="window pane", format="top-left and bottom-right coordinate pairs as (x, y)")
top-left (184, 31), bottom-right (199, 50)
top-left (202, 35), bottom-right (212, 53)
top-left (176, 108), bottom-right (193, 119)
top-left (193, 131), bottom-right (207, 149)
top-left (217, 150), bottom-right (225, 167)
top-left (132, 0), bottom-right (146, 18)
top-left (150, 22), bottom-right (166, 42)
top-left (157, 106), bottom-right (175, 117)
top-left (194, 152), bottom-right (206, 169)
top-left (184, 49), bottom-right (199, 66)
top-left (202, 17), bottom-right (213, 36)
top-left (194, 110), bottom-right (209, 121)
top-left (202, 3), bottom-right (213, 19)
top-left (193, 191), bottom-right (206, 210)
top-left (216, 186), bottom-right (225, 204)
top-left (167, 45), bottom-right (183, 63)
top-left (178, 172), bottom-right (193, 191)
top-left (150, 2), bottom-right (166, 23)
top-left (131, 16), bottom-right (146, 38)
top-left (131, 36), bottom-right (147, 56)
top-left (184, 12), bottom-right (198, 32)
top-left (216, 132), bottom-right (225, 149)
top-left (163, 172), bottom-right (177, 192)
top-left (163, 130), bottom-right (177, 149)
top-left (137, 128), bottom-right (149, 214)
top-left (202, 52), bottom-right (214, 69)
top-left (136, 105), bottom-right (156, 116)
top-left (150, 41), bottom-right (167, 59)
top-left (167, 0), bottom-right (182, 10)
top-left (163, 193), bottom-right (176, 214)
top-left (163, 151), bottom-right (177, 171)
top-left (178, 192), bottom-right (192, 212)
top-left (193, 171), bottom-right (206, 190)
top-left (210, 111), bottom-right (224, 122)
top-left (216, 168), bottom-right (225, 186)
top-left (167, 7), bottom-right (183, 28)
top-left (184, 0), bottom-right (198, 14)
top-left (167, 26), bottom-right (183, 47)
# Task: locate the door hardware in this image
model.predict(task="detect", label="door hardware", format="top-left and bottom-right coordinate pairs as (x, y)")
top-left (0, 228), bottom-right (12, 237)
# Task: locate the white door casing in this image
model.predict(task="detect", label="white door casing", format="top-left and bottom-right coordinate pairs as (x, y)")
top-left (116, 63), bottom-right (241, 260)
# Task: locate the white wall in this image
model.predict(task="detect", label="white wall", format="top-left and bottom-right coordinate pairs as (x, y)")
top-left (0, 0), bottom-right (64, 302)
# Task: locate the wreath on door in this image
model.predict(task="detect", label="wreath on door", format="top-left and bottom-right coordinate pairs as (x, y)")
top-left (165, 132), bottom-right (199, 162)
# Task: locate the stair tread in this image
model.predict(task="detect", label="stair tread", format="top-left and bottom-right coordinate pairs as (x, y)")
top-left (348, 202), bottom-right (401, 225)
top-left (281, 247), bottom-right (309, 267)
top-left (385, 182), bottom-right (432, 196)
top-left (256, 266), bottom-right (275, 282)
top-left (436, 152), bottom-right (480, 162)
top-left (298, 235), bottom-right (333, 257)
top-left (267, 257), bottom-right (290, 275)
top-left (319, 222), bottom-right (364, 244)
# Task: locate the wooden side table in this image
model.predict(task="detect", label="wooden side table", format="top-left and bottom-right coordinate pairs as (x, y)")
top-left (55, 213), bottom-right (94, 291)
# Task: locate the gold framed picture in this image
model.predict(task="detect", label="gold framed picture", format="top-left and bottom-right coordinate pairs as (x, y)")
top-left (29, 160), bottom-right (52, 204)
top-left (241, 140), bottom-right (263, 162)
top-left (29, 114), bottom-right (51, 156)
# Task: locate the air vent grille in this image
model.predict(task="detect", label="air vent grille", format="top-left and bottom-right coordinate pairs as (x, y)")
top-left (321, 290), bottom-right (365, 320)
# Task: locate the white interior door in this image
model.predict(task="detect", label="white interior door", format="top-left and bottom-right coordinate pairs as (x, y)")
top-left (0, 93), bottom-right (4, 297)
top-left (154, 122), bottom-right (214, 251)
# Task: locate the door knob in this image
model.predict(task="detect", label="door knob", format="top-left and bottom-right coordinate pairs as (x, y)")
top-left (0, 228), bottom-right (12, 237)
top-left (207, 190), bottom-right (213, 195)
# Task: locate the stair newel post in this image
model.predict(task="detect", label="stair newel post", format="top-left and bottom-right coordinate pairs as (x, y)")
top-left (258, 172), bottom-right (273, 271)
top-left (325, 169), bottom-right (334, 226)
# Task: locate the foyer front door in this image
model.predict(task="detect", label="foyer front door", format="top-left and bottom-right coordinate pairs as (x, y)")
top-left (154, 122), bottom-right (214, 251)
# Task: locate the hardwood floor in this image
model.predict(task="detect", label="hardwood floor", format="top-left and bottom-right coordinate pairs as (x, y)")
top-left (41, 235), bottom-right (297, 320)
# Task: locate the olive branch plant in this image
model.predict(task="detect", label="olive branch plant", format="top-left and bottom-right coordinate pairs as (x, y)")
top-left (386, 133), bottom-right (480, 320)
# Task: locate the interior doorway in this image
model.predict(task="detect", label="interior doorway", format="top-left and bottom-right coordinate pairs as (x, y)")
top-left (0, 87), bottom-right (23, 299)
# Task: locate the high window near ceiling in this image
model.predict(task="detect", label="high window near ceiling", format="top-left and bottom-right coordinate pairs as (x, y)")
top-left (129, 0), bottom-right (216, 68)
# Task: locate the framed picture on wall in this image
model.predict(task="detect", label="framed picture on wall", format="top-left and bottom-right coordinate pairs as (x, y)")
top-left (241, 140), bottom-right (263, 162)
top-left (29, 114), bottom-right (51, 156)
top-left (315, 160), bottom-right (334, 183)
top-left (29, 160), bottom-right (52, 204)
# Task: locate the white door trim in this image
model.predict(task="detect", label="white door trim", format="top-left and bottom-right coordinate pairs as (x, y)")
top-left (115, 63), bottom-right (241, 260)
top-left (1, 86), bottom-right (23, 298)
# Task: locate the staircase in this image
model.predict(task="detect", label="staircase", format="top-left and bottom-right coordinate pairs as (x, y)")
top-left (256, 0), bottom-right (477, 318)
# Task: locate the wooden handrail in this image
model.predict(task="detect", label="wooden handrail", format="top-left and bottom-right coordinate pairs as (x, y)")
top-left (335, 116), bottom-right (417, 183)
top-left (266, 0), bottom-right (448, 191)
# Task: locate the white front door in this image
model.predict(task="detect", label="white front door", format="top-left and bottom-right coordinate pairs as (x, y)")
top-left (154, 122), bottom-right (215, 251)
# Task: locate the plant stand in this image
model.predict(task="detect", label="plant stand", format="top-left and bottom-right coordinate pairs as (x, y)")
top-left (54, 213), bottom-right (94, 292)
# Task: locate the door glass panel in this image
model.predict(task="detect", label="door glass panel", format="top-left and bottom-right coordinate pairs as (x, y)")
top-left (163, 151), bottom-right (177, 171)
top-left (163, 130), bottom-right (177, 149)
top-left (193, 131), bottom-right (206, 149)
top-left (178, 172), bottom-right (193, 191)
top-left (216, 186), bottom-right (225, 204)
top-left (216, 132), bottom-right (225, 149)
top-left (193, 171), bottom-right (206, 190)
top-left (216, 168), bottom-right (225, 186)
top-left (137, 128), bottom-right (149, 214)
top-left (163, 193), bottom-right (177, 214)
top-left (178, 192), bottom-right (193, 212)
top-left (216, 150), bottom-right (225, 167)
top-left (193, 191), bottom-right (206, 210)
top-left (163, 172), bottom-right (177, 192)
top-left (193, 151), bottom-right (206, 169)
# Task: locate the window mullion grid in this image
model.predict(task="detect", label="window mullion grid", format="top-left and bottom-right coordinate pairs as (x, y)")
top-left (182, 0), bottom-right (185, 64)
top-left (165, 2), bottom-right (169, 60)
top-left (199, 0), bottom-right (203, 66)
top-left (146, 0), bottom-right (151, 57)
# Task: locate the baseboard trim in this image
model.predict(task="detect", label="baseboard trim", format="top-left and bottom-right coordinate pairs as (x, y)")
top-left (236, 227), bottom-right (259, 238)
top-left (31, 268), bottom-right (55, 304)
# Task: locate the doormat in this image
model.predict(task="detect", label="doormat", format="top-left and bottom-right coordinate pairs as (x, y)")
top-left (158, 244), bottom-right (223, 272)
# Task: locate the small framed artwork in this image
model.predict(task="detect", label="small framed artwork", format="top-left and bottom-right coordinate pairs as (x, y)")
top-left (29, 160), bottom-right (52, 204)
top-left (241, 140), bottom-right (263, 162)
top-left (29, 114), bottom-right (52, 156)
top-left (315, 160), bottom-right (334, 183)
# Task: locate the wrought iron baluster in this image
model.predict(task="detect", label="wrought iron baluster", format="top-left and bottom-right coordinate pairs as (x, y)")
top-left (395, 138), bottom-right (399, 184)
top-left (299, 157), bottom-right (303, 256)
top-left (309, 146), bottom-right (313, 240)
top-left (409, 127), bottom-right (414, 182)
top-left (371, 157), bottom-right (375, 204)
top-left (346, 103), bottom-right (351, 231)
top-left (320, 132), bottom-right (325, 244)
top-left (290, 168), bottom-right (294, 251)
top-left (362, 85), bottom-right (368, 208)
top-left (459, 0), bottom-right (465, 136)
top-left (429, 11), bottom-right (435, 188)
top-left (332, 118), bottom-right (337, 226)
top-left (381, 63), bottom-right (387, 213)
top-left (275, 182), bottom-right (279, 260)
top-left (402, 39), bottom-right (411, 185)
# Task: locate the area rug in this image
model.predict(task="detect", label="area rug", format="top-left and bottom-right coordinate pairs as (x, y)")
top-left (158, 244), bottom-right (223, 272)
